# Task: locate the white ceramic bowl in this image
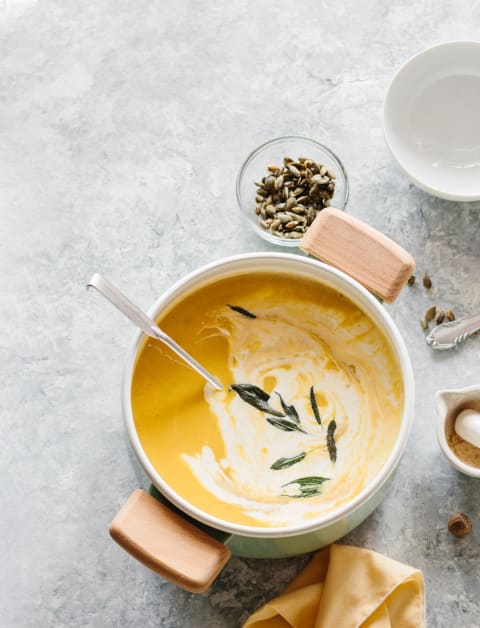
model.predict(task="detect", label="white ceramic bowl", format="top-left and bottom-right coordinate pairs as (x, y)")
top-left (384, 41), bottom-right (480, 201)
top-left (436, 386), bottom-right (480, 478)
top-left (121, 253), bottom-right (415, 557)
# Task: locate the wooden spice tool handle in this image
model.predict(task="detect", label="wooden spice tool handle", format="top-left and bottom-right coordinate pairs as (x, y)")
top-left (109, 489), bottom-right (231, 593)
top-left (300, 208), bottom-right (415, 303)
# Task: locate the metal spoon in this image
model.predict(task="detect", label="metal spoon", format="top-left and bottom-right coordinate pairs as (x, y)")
top-left (87, 273), bottom-right (223, 390)
top-left (426, 312), bottom-right (480, 350)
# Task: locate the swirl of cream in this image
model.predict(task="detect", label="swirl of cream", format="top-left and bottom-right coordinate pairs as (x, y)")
top-left (183, 301), bottom-right (402, 527)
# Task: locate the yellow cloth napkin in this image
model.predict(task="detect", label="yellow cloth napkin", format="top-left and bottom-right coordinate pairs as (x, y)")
top-left (243, 545), bottom-right (425, 628)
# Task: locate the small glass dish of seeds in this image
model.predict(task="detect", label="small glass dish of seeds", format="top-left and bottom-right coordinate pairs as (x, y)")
top-left (236, 136), bottom-right (349, 247)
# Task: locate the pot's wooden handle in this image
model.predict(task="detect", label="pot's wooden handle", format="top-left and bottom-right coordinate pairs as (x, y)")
top-left (109, 489), bottom-right (231, 593)
top-left (300, 208), bottom-right (415, 303)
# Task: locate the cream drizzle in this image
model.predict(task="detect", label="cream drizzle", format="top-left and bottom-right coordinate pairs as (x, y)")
top-left (183, 300), bottom-right (402, 527)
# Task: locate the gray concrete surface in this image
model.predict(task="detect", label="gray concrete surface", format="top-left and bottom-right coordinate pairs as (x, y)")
top-left (1, 1), bottom-right (480, 626)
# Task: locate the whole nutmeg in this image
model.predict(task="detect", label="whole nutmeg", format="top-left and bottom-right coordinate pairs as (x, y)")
top-left (448, 513), bottom-right (472, 537)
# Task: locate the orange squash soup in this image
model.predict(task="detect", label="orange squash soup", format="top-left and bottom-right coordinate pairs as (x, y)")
top-left (131, 272), bottom-right (404, 528)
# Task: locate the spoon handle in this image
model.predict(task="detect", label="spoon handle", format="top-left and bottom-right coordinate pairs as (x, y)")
top-left (87, 273), bottom-right (223, 390)
top-left (426, 313), bottom-right (480, 350)
top-left (157, 333), bottom-right (223, 391)
top-left (87, 273), bottom-right (159, 338)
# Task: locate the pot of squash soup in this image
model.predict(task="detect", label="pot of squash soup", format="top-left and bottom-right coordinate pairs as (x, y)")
top-left (110, 218), bottom-right (414, 593)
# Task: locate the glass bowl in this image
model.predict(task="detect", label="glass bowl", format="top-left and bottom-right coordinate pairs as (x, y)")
top-left (236, 136), bottom-right (349, 247)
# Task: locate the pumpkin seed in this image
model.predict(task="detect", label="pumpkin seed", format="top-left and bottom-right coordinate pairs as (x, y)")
top-left (293, 205), bottom-right (306, 215)
top-left (311, 174), bottom-right (329, 185)
top-left (286, 196), bottom-right (298, 210)
top-left (252, 155), bottom-right (336, 239)
top-left (288, 164), bottom-right (301, 177)
top-left (264, 175), bottom-right (275, 189)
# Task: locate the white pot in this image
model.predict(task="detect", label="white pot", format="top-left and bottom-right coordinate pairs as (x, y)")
top-left (119, 253), bottom-right (414, 564)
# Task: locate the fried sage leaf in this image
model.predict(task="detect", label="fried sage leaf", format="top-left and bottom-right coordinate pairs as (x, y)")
top-left (230, 384), bottom-right (284, 417)
top-left (280, 475), bottom-right (329, 498)
top-left (270, 452), bottom-right (307, 470)
top-left (309, 386), bottom-right (321, 425)
top-left (227, 304), bottom-right (256, 319)
top-left (327, 419), bottom-right (337, 463)
top-left (275, 392), bottom-right (300, 424)
top-left (266, 417), bottom-right (307, 433)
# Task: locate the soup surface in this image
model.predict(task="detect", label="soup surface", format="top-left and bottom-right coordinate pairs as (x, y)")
top-left (131, 271), bottom-right (404, 528)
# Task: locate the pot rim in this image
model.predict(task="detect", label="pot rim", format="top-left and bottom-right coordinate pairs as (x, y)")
top-left (122, 252), bottom-right (415, 538)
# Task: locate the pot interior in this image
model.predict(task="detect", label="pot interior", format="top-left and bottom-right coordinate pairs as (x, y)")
top-left (123, 253), bottom-right (414, 538)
